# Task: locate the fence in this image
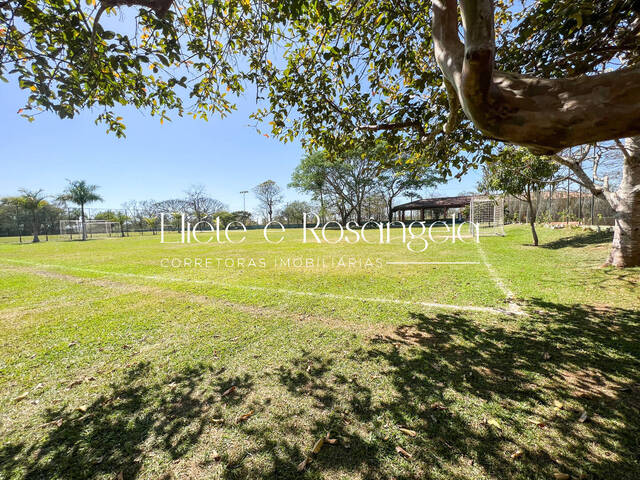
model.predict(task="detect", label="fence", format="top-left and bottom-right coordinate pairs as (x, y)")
top-left (504, 188), bottom-right (616, 227)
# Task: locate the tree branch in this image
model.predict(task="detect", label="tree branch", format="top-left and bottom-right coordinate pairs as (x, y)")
top-left (101, 0), bottom-right (173, 16)
top-left (358, 120), bottom-right (422, 132)
top-left (432, 0), bottom-right (640, 153)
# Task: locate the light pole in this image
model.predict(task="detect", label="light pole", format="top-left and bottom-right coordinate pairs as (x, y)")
top-left (240, 190), bottom-right (248, 214)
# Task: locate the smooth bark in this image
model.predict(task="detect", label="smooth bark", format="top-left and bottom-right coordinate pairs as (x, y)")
top-left (607, 139), bottom-right (640, 267)
top-left (432, 0), bottom-right (640, 153)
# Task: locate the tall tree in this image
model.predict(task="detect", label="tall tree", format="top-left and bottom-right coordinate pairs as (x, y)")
top-left (113, 212), bottom-right (129, 237)
top-left (183, 185), bottom-right (225, 222)
top-left (479, 147), bottom-right (559, 246)
top-left (58, 180), bottom-right (103, 241)
top-left (431, 0), bottom-right (640, 153)
top-left (253, 180), bottom-right (283, 223)
top-left (279, 201), bottom-right (314, 224)
top-left (289, 152), bottom-right (328, 222)
top-left (377, 163), bottom-right (443, 223)
top-left (6, 189), bottom-right (47, 243)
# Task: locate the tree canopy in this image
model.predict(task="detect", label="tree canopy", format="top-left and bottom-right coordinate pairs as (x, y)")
top-left (4, 0), bottom-right (637, 167)
top-left (479, 147), bottom-right (559, 246)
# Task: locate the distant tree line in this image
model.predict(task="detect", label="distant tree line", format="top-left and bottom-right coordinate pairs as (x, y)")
top-left (1, 144), bottom-right (446, 242)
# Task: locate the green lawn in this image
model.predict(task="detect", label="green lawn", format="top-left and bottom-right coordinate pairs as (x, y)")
top-left (0, 225), bottom-right (638, 479)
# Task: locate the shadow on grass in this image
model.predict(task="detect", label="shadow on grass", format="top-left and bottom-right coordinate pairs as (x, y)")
top-left (541, 230), bottom-right (613, 249)
top-left (224, 300), bottom-right (640, 479)
top-left (0, 362), bottom-right (254, 478)
top-left (1, 300), bottom-right (639, 479)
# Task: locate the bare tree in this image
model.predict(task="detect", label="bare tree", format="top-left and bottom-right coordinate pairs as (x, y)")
top-left (184, 185), bottom-right (225, 222)
top-left (553, 138), bottom-right (640, 267)
top-left (253, 180), bottom-right (283, 223)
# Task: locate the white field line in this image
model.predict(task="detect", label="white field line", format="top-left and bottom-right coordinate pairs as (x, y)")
top-left (386, 261), bottom-right (480, 265)
top-left (475, 243), bottom-right (524, 315)
top-left (0, 258), bottom-right (516, 315)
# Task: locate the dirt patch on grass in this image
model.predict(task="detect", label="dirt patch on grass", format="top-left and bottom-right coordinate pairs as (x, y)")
top-left (0, 264), bottom-right (406, 339)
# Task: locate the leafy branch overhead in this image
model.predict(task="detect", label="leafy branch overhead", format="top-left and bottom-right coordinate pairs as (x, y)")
top-left (4, 1), bottom-right (638, 168)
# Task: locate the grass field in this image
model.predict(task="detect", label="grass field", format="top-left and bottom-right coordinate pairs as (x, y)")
top-left (0, 225), bottom-right (639, 479)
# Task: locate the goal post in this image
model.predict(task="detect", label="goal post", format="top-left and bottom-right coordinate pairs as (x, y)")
top-left (469, 195), bottom-right (505, 236)
top-left (59, 219), bottom-right (121, 239)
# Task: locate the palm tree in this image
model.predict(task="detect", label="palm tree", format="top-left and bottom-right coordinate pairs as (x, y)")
top-left (9, 189), bottom-right (47, 243)
top-left (58, 180), bottom-right (103, 241)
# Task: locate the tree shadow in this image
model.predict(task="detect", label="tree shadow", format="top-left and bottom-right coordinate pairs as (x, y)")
top-left (541, 230), bottom-right (613, 249)
top-left (222, 300), bottom-right (640, 479)
top-left (0, 361), bottom-right (254, 479)
top-left (1, 301), bottom-right (639, 479)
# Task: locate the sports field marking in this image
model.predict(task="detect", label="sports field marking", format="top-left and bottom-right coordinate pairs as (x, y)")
top-left (386, 261), bottom-right (481, 265)
top-left (475, 242), bottom-right (523, 315)
top-left (0, 258), bottom-right (520, 315)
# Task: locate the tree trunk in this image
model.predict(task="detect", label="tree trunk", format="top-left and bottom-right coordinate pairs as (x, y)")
top-left (81, 204), bottom-right (87, 241)
top-left (31, 212), bottom-right (40, 243)
top-left (607, 138), bottom-right (640, 267)
top-left (387, 199), bottom-right (393, 223)
top-left (526, 195), bottom-right (538, 246)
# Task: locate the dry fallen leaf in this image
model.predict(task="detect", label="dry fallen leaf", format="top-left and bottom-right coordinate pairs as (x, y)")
top-left (553, 473), bottom-right (570, 480)
top-left (297, 456), bottom-right (311, 472)
top-left (14, 392), bottom-right (29, 403)
top-left (210, 418), bottom-right (224, 424)
top-left (67, 379), bottom-right (83, 390)
top-left (430, 402), bottom-right (447, 410)
top-left (222, 386), bottom-right (237, 397)
top-left (527, 418), bottom-right (546, 428)
top-left (40, 418), bottom-right (63, 428)
top-left (578, 411), bottom-right (588, 423)
top-left (511, 449), bottom-right (524, 459)
top-left (237, 410), bottom-right (254, 422)
top-left (395, 445), bottom-right (412, 459)
top-left (312, 437), bottom-right (325, 454)
top-left (212, 450), bottom-right (221, 462)
top-left (486, 418), bottom-right (502, 430)
top-left (116, 472), bottom-right (124, 480)
top-left (77, 405), bottom-right (89, 413)
top-left (398, 427), bottom-right (417, 437)
top-left (325, 432), bottom-right (337, 444)
top-left (543, 352), bottom-right (551, 360)
top-left (553, 400), bottom-right (564, 410)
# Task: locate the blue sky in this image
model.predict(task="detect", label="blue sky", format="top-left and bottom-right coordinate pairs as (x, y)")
top-left (0, 83), bottom-right (480, 213)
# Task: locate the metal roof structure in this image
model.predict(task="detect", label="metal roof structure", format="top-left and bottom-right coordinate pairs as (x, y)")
top-left (391, 195), bottom-right (473, 212)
